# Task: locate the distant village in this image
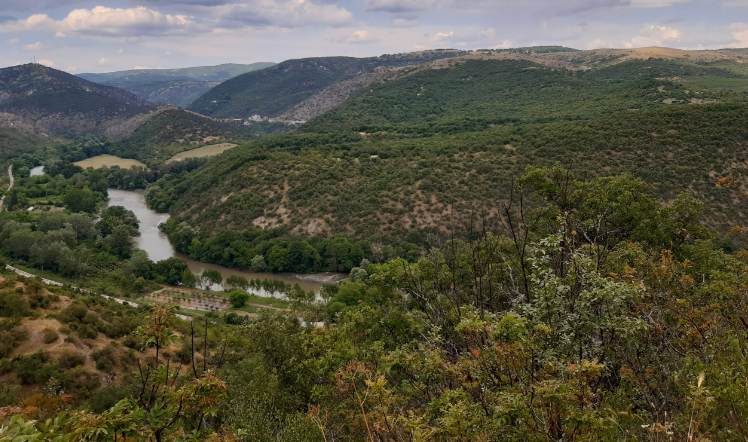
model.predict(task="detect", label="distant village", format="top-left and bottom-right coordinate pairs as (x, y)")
top-left (222, 114), bottom-right (307, 126)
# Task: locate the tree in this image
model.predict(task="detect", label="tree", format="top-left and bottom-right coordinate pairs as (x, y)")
top-left (181, 269), bottom-right (198, 288)
top-left (228, 291), bottom-right (250, 308)
top-left (97, 205), bottom-right (140, 236)
top-left (153, 258), bottom-right (190, 285)
top-left (201, 269), bottom-right (223, 288)
top-left (104, 224), bottom-right (137, 258)
top-left (63, 188), bottom-right (99, 214)
top-left (250, 254), bottom-right (267, 272)
top-left (226, 275), bottom-right (249, 290)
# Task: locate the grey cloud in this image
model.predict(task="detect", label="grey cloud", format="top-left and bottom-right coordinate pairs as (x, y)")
top-left (366, 0), bottom-right (633, 17)
top-left (0, 0), bottom-right (38, 12)
top-left (205, 1), bottom-right (354, 29)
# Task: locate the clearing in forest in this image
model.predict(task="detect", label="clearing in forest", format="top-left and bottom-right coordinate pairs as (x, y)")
top-left (167, 143), bottom-right (238, 163)
top-left (74, 154), bottom-right (147, 169)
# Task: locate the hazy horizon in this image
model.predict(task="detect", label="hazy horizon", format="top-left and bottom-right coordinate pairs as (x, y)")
top-left (1, 0), bottom-right (748, 74)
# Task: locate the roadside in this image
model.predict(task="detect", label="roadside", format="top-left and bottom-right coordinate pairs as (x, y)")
top-left (0, 165), bottom-right (13, 211)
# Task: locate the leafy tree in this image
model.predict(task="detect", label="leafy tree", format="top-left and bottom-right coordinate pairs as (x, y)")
top-left (250, 254), bottom-right (267, 272)
top-left (228, 291), bottom-right (250, 308)
top-left (63, 188), bottom-right (99, 214)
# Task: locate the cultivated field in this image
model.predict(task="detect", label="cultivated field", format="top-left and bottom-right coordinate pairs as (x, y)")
top-left (74, 154), bottom-right (146, 169)
top-left (167, 143), bottom-right (238, 163)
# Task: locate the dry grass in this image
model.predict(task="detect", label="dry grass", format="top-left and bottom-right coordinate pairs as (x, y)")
top-left (74, 154), bottom-right (146, 170)
top-left (166, 143), bottom-right (238, 163)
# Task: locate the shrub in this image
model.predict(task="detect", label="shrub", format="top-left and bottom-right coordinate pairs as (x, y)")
top-left (57, 352), bottom-right (85, 369)
top-left (42, 328), bottom-right (59, 344)
top-left (228, 291), bottom-right (249, 308)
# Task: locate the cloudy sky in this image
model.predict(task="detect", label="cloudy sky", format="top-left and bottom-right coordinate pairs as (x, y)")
top-left (0, 0), bottom-right (747, 73)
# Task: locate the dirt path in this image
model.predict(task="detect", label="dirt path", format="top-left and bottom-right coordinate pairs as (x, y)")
top-left (4, 264), bottom-right (193, 321)
top-left (0, 165), bottom-right (13, 211)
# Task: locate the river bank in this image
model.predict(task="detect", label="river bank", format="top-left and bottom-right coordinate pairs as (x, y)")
top-left (107, 189), bottom-right (342, 296)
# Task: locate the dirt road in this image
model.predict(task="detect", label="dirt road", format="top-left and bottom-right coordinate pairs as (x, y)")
top-left (0, 165), bottom-right (13, 211)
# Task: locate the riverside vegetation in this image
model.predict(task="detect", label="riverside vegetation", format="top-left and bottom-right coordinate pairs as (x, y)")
top-left (1, 165), bottom-right (747, 441)
top-left (3, 49), bottom-right (748, 440)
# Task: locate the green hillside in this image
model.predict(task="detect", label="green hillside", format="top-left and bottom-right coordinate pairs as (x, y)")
top-left (147, 103), bottom-right (746, 261)
top-left (78, 62), bottom-right (276, 84)
top-left (0, 64), bottom-right (153, 136)
top-left (302, 59), bottom-right (746, 133)
top-left (104, 108), bottom-right (290, 163)
top-left (187, 51), bottom-right (472, 118)
top-left (103, 80), bottom-right (220, 108)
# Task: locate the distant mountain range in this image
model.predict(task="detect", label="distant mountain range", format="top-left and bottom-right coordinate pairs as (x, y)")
top-left (78, 63), bottom-right (276, 108)
top-left (78, 63), bottom-right (276, 84)
top-left (0, 64), bottom-right (271, 160)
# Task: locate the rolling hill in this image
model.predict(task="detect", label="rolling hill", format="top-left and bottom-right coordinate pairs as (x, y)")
top-left (187, 50), bottom-right (473, 118)
top-left (101, 80), bottom-right (221, 108)
top-left (0, 64), bottom-right (154, 137)
top-left (79, 63), bottom-right (277, 108)
top-left (147, 55), bottom-right (748, 258)
top-left (78, 62), bottom-right (276, 84)
top-left (105, 106), bottom-right (289, 162)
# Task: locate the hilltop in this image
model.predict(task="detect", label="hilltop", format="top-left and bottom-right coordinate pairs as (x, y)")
top-left (80, 63), bottom-right (277, 108)
top-left (100, 80), bottom-right (221, 108)
top-left (147, 54), bottom-right (748, 259)
top-left (187, 50), bottom-right (473, 118)
top-left (78, 62), bottom-right (276, 84)
top-left (0, 64), bottom-right (153, 136)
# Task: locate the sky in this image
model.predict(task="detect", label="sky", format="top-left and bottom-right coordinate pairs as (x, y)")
top-left (0, 0), bottom-right (747, 73)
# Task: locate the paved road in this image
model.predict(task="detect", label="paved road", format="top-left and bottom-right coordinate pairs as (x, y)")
top-left (0, 165), bottom-right (13, 211)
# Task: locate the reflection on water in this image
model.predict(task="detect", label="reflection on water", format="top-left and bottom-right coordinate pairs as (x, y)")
top-left (106, 189), bottom-right (330, 295)
top-left (30, 166), bottom-right (45, 177)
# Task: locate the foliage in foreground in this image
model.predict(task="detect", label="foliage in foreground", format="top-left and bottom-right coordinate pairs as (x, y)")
top-left (3, 166), bottom-right (748, 441)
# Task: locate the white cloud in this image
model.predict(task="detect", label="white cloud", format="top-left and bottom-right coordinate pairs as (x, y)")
top-left (37, 59), bottom-right (55, 67)
top-left (65, 66), bottom-right (77, 72)
top-left (622, 24), bottom-right (682, 48)
top-left (729, 23), bottom-right (748, 47)
top-left (24, 41), bottom-right (44, 50)
top-left (347, 30), bottom-right (375, 43)
top-left (55, 32), bottom-right (66, 37)
top-left (98, 57), bottom-right (113, 66)
top-left (118, 48), bottom-right (124, 54)
top-left (433, 31), bottom-right (454, 42)
top-left (6, 38), bottom-right (18, 44)
top-left (0, 6), bottom-right (194, 37)
top-left (492, 40), bottom-right (513, 49)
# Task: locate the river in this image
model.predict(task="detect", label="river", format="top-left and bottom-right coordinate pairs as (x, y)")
top-left (106, 189), bottom-right (334, 296)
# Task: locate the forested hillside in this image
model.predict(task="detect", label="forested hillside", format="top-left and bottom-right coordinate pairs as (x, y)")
top-left (0, 64), bottom-right (153, 136)
top-left (103, 80), bottom-right (221, 108)
top-left (188, 50), bottom-right (472, 118)
top-left (5, 166), bottom-right (748, 441)
top-left (103, 107), bottom-right (288, 163)
top-left (79, 63), bottom-right (276, 84)
top-left (302, 58), bottom-right (747, 132)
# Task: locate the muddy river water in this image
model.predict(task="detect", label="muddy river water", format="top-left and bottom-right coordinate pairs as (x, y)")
top-left (106, 189), bottom-right (334, 295)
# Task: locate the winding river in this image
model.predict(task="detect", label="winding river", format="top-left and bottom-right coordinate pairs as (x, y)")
top-left (106, 189), bottom-right (333, 295)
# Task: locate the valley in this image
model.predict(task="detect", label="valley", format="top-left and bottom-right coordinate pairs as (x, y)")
top-left (4, 44), bottom-right (748, 441)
